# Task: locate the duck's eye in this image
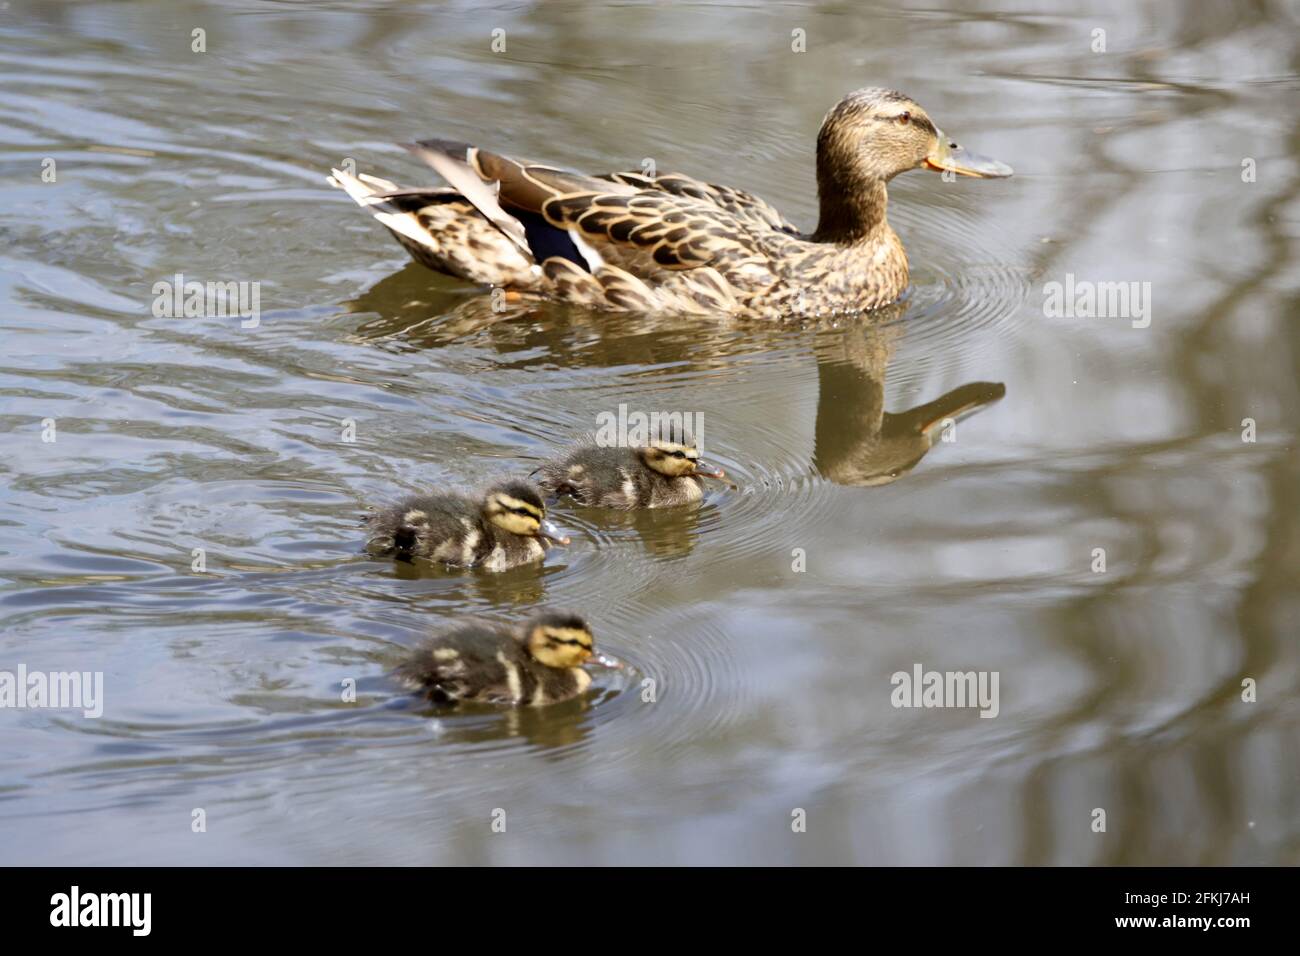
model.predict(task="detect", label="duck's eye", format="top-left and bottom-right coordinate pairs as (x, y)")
top-left (897, 111), bottom-right (911, 126)
top-left (672, 451), bottom-right (686, 459)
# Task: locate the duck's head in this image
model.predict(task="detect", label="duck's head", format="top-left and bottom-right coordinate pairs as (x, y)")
top-left (482, 480), bottom-right (570, 544)
top-left (815, 88), bottom-right (1011, 240)
top-left (524, 612), bottom-right (621, 669)
top-left (639, 436), bottom-right (726, 481)
top-left (820, 88), bottom-right (1012, 184)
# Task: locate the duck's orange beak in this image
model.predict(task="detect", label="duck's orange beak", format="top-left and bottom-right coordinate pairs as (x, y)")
top-left (924, 131), bottom-right (1013, 179)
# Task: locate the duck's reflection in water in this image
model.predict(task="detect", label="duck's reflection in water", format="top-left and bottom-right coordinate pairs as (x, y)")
top-left (343, 269), bottom-right (1006, 492)
top-left (344, 265), bottom-right (749, 363)
top-left (812, 311), bottom-right (1005, 486)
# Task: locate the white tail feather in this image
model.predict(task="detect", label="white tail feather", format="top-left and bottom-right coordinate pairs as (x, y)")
top-left (402, 144), bottom-right (532, 257)
top-left (329, 167), bottom-right (437, 249)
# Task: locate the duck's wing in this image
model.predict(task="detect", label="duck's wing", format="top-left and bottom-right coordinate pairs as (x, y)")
top-left (403, 140), bottom-right (620, 272)
top-left (404, 141), bottom-right (797, 311)
top-left (598, 170), bottom-right (802, 236)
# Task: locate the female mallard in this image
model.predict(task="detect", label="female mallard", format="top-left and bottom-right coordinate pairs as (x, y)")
top-left (533, 432), bottom-right (726, 509)
top-left (395, 612), bottom-right (621, 707)
top-left (366, 479), bottom-right (569, 571)
top-left (329, 88), bottom-right (1010, 318)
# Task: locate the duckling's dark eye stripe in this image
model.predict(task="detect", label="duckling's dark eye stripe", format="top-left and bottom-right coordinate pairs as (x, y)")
top-left (545, 628), bottom-right (593, 648)
top-left (496, 494), bottom-right (543, 515)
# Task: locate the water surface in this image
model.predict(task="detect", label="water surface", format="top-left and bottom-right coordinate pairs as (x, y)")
top-left (1, 0), bottom-right (1297, 864)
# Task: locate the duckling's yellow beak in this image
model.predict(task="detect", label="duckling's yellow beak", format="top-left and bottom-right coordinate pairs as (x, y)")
top-left (693, 459), bottom-right (727, 480)
top-left (538, 519), bottom-right (570, 545)
top-left (924, 131), bottom-right (1013, 179)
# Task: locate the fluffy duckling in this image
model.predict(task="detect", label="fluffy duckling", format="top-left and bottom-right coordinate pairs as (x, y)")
top-left (394, 612), bottom-right (620, 707)
top-left (533, 434), bottom-right (726, 509)
top-left (366, 479), bottom-right (569, 571)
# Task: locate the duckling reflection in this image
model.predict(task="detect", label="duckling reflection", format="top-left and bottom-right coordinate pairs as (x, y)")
top-left (812, 321), bottom-right (1005, 486)
top-left (629, 502), bottom-right (711, 559)
top-left (560, 498), bottom-right (713, 561)
top-left (405, 694), bottom-right (603, 749)
top-left (388, 556), bottom-right (552, 605)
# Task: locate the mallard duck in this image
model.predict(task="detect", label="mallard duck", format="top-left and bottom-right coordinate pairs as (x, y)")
top-left (533, 432), bottom-right (726, 509)
top-left (329, 87), bottom-right (1010, 318)
top-left (366, 479), bottom-right (569, 571)
top-left (394, 611), bottom-right (621, 707)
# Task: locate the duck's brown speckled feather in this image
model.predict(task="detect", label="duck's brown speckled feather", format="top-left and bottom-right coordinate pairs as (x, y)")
top-left (329, 89), bottom-right (1011, 318)
top-left (331, 147), bottom-right (906, 317)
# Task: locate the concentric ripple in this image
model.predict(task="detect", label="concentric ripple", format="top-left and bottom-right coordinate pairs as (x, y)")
top-left (887, 182), bottom-right (1034, 383)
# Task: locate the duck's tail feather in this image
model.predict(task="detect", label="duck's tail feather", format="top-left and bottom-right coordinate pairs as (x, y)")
top-left (328, 164), bottom-right (541, 289)
top-left (328, 165), bottom-right (457, 253)
top-left (401, 141), bottom-right (533, 258)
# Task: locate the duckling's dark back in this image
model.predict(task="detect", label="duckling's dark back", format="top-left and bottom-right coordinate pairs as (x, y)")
top-left (394, 624), bottom-right (515, 703)
top-left (535, 444), bottom-right (650, 507)
top-left (536, 444), bottom-right (706, 509)
top-left (366, 491), bottom-right (482, 562)
top-left (395, 624), bottom-right (587, 706)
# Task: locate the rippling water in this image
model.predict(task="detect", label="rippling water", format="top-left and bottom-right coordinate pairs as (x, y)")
top-left (2, 0), bottom-right (1297, 864)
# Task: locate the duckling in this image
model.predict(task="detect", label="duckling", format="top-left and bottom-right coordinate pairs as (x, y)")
top-left (394, 611), bottom-right (620, 707)
top-left (533, 434), bottom-right (727, 509)
top-left (366, 479), bottom-right (569, 571)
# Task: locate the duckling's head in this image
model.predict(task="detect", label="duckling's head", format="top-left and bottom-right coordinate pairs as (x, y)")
top-left (639, 438), bottom-right (726, 480)
top-left (482, 481), bottom-right (570, 544)
top-left (815, 88), bottom-right (1011, 240)
top-left (524, 612), bottom-right (596, 669)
